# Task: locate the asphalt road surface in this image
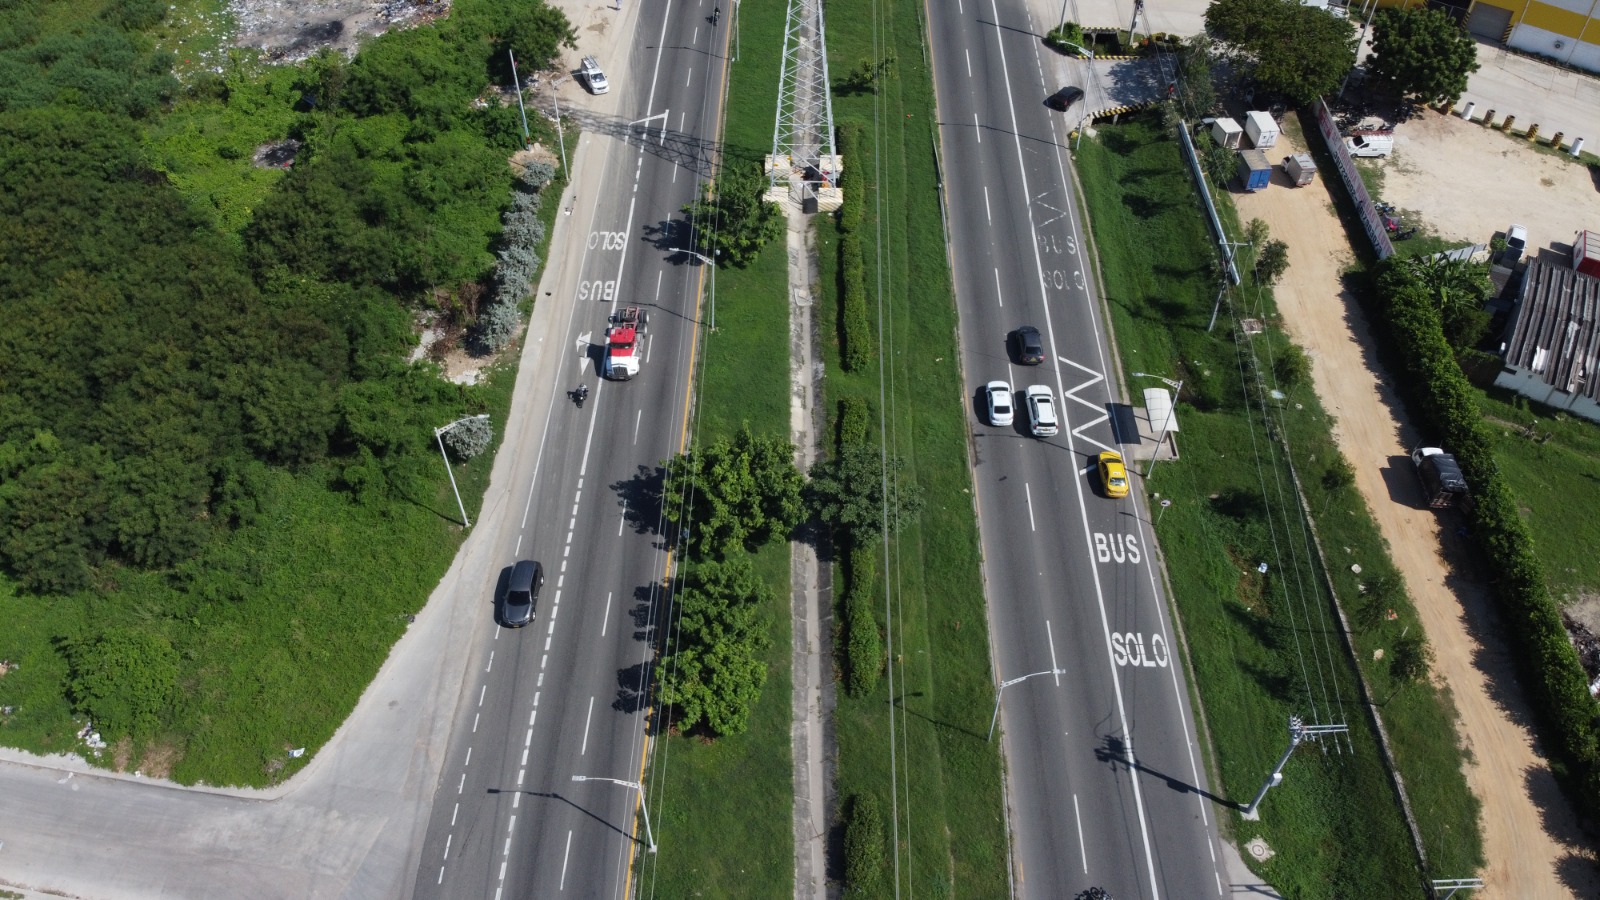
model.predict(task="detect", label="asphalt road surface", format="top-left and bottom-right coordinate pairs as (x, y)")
top-left (930, 1), bottom-right (1229, 897)
top-left (409, 4), bottom-right (728, 899)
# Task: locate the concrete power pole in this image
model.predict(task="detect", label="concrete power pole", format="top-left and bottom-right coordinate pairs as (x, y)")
top-left (1241, 716), bottom-right (1348, 820)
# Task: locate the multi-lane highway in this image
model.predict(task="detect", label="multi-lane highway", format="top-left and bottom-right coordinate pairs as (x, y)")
top-left (409, 3), bottom-right (728, 897)
top-left (929, 1), bottom-right (1229, 896)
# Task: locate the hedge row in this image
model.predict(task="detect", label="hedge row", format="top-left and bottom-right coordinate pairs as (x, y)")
top-left (836, 396), bottom-right (871, 451)
top-left (843, 792), bottom-right (888, 896)
top-left (835, 123), bottom-right (873, 372)
top-left (843, 540), bottom-right (883, 698)
top-left (1372, 258), bottom-right (1600, 816)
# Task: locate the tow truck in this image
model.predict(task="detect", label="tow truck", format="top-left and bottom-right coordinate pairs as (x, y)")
top-left (603, 306), bottom-right (648, 380)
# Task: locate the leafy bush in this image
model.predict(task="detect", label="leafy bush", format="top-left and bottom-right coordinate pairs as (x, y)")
top-left (64, 628), bottom-right (179, 741)
top-left (442, 416), bottom-right (494, 460)
top-left (835, 123), bottom-right (873, 371)
top-left (843, 792), bottom-right (888, 896)
top-left (844, 542), bottom-right (882, 697)
top-left (656, 558), bottom-right (773, 737)
top-left (807, 445), bottom-right (925, 540)
top-left (663, 427), bottom-right (806, 559)
top-left (837, 396), bottom-right (871, 451)
top-left (684, 161), bottom-right (785, 268)
top-left (519, 157), bottom-right (558, 190)
top-left (1044, 23), bottom-right (1088, 55)
top-left (470, 299), bottom-right (523, 355)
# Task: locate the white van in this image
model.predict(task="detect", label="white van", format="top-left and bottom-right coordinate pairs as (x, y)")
top-left (580, 56), bottom-right (609, 94)
top-left (1345, 133), bottom-right (1393, 158)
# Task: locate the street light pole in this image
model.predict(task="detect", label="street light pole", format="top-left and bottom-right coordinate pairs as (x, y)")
top-left (1240, 716), bottom-right (1348, 820)
top-left (549, 76), bottom-right (571, 173)
top-left (507, 50), bottom-right (531, 149)
top-left (572, 775), bottom-right (656, 852)
top-left (1131, 372), bottom-right (1183, 481)
top-left (682, 250), bottom-right (718, 331)
top-left (988, 668), bottom-right (1069, 741)
top-left (434, 414), bottom-right (489, 529)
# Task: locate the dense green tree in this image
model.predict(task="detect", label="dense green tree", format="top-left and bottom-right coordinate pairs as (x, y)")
top-left (663, 427), bottom-right (806, 558)
top-left (684, 161), bottom-right (786, 268)
top-left (1205, 0), bottom-right (1356, 104)
top-left (656, 559), bottom-right (772, 736)
top-left (1367, 7), bottom-right (1479, 107)
top-left (496, 1), bottom-right (579, 75)
top-left (64, 628), bottom-right (180, 740)
top-left (807, 445), bottom-right (925, 540)
top-left (1254, 238), bottom-right (1290, 285)
top-left (0, 20), bottom-right (176, 118)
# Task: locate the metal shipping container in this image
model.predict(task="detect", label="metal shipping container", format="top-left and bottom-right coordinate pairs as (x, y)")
top-left (1282, 152), bottom-right (1316, 186)
top-left (1237, 148), bottom-right (1272, 192)
top-left (1244, 110), bottom-right (1279, 149)
top-left (1575, 230), bottom-right (1600, 279)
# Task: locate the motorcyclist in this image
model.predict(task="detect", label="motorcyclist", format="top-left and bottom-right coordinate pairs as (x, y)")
top-left (713, 4), bottom-right (720, 24)
top-left (575, 384), bottom-right (589, 407)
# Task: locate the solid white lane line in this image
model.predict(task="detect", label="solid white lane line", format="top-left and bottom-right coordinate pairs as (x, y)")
top-left (602, 591), bottom-right (613, 637)
top-left (1025, 482), bottom-right (1036, 531)
top-left (582, 696), bottom-right (595, 755)
top-left (561, 830), bottom-right (574, 889)
top-left (1074, 794), bottom-right (1087, 872)
top-left (1048, 620), bottom-right (1061, 685)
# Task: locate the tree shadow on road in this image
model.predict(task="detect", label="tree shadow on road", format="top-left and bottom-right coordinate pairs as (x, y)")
top-left (610, 465), bottom-right (666, 541)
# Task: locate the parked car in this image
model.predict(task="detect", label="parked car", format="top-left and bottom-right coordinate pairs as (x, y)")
top-left (1025, 385), bottom-right (1058, 437)
top-left (580, 55), bottom-right (609, 94)
top-left (501, 560), bottom-right (544, 627)
top-left (984, 381), bottom-right (1014, 427)
top-left (1097, 451), bottom-right (1130, 498)
top-left (1011, 325), bottom-right (1044, 365)
top-left (1046, 86), bottom-right (1084, 112)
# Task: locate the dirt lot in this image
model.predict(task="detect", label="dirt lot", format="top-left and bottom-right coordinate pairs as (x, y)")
top-left (1233, 126), bottom-right (1600, 898)
top-left (1376, 110), bottom-right (1600, 248)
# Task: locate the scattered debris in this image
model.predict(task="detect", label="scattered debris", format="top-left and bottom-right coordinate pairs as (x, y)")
top-left (253, 138), bottom-right (302, 169)
top-left (1564, 612), bottom-right (1600, 695)
top-left (229, 0), bottom-right (452, 64)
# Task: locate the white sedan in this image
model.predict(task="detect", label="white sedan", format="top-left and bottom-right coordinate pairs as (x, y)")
top-left (984, 381), bottom-right (1014, 427)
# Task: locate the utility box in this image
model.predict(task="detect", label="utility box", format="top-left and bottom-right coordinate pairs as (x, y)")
top-left (1244, 110), bottom-right (1279, 149)
top-left (1237, 148), bottom-right (1272, 192)
top-left (1574, 230), bottom-right (1600, 279)
top-left (1282, 152), bottom-right (1317, 186)
top-left (1210, 117), bottom-right (1243, 149)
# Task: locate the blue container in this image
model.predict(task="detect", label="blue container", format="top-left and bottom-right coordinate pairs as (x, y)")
top-left (1237, 148), bottom-right (1272, 192)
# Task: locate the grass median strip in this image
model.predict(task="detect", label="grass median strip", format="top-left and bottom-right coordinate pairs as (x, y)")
top-left (1075, 115), bottom-right (1482, 892)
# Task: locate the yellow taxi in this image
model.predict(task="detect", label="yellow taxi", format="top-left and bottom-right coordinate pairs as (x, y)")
top-left (1097, 451), bottom-right (1130, 499)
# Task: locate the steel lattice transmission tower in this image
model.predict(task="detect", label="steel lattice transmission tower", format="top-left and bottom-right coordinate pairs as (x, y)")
top-left (767, 0), bottom-right (841, 213)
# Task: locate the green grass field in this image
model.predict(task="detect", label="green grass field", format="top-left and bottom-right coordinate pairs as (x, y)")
top-left (1479, 388), bottom-right (1600, 603)
top-left (1076, 114), bottom-right (1482, 892)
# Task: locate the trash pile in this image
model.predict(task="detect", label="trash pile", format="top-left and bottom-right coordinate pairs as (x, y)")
top-left (228, 0), bottom-right (452, 64)
top-left (1565, 612), bottom-right (1600, 697)
top-left (77, 722), bottom-right (108, 756)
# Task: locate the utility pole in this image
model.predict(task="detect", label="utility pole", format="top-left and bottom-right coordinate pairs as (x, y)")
top-left (1128, 0), bottom-right (1144, 44)
top-left (988, 668), bottom-right (1068, 741)
top-left (507, 50), bottom-right (531, 150)
top-left (434, 414), bottom-right (490, 529)
top-left (1240, 716), bottom-right (1348, 820)
top-left (571, 775), bottom-right (656, 853)
top-left (549, 75), bottom-right (571, 173)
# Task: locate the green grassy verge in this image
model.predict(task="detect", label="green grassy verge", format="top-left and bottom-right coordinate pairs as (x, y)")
top-left (636, 5), bottom-right (795, 895)
top-left (1076, 115), bottom-right (1482, 891)
top-left (816, 0), bottom-right (1010, 894)
top-left (1479, 388), bottom-right (1600, 603)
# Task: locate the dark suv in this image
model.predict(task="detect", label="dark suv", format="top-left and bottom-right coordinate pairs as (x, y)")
top-left (1011, 325), bottom-right (1044, 365)
top-left (501, 560), bottom-right (544, 627)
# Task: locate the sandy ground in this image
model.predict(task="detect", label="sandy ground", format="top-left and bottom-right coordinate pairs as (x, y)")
top-left (1233, 130), bottom-right (1600, 899)
top-left (1374, 110), bottom-right (1600, 249)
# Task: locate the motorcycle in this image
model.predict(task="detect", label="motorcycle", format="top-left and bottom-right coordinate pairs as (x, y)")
top-left (573, 384), bottom-right (589, 408)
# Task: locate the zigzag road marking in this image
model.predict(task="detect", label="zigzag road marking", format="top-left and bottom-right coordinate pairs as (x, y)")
top-left (1058, 355), bottom-right (1116, 454)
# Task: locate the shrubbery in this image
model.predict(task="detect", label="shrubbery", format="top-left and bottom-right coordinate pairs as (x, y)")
top-left (835, 123), bottom-right (873, 371)
top-left (656, 558), bottom-right (773, 737)
top-left (843, 542), bottom-right (882, 697)
top-left (1371, 257), bottom-right (1600, 816)
top-left (843, 792), bottom-right (888, 896)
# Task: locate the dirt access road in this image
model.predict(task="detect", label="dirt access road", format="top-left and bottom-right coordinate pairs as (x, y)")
top-left (1232, 129), bottom-right (1599, 898)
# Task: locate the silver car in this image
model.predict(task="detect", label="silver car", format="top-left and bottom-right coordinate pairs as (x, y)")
top-left (1025, 385), bottom-right (1058, 437)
